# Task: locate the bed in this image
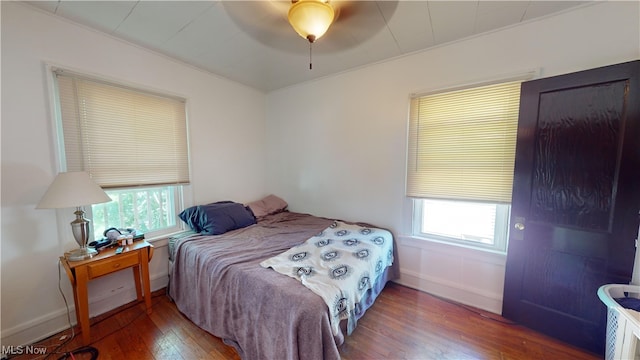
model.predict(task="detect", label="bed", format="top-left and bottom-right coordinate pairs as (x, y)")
top-left (168, 196), bottom-right (399, 360)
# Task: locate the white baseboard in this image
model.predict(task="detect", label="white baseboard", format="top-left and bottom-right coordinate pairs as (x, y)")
top-left (396, 268), bottom-right (503, 314)
top-left (0, 274), bottom-right (168, 348)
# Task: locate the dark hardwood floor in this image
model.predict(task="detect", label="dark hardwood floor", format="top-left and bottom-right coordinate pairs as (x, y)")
top-left (11, 282), bottom-right (600, 359)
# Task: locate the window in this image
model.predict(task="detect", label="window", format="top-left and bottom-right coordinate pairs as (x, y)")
top-left (407, 78), bottom-right (529, 252)
top-left (53, 69), bottom-right (189, 239)
top-left (92, 186), bottom-right (179, 239)
top-left (414, 199), bottom-right (510, 251)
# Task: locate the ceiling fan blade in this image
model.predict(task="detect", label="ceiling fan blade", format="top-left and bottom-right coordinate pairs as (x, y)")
top-left (222, 1), bottom-right (398, 54)
top-left (223, 1), bottom-right (302, 53)
top-left (318, 1), bottom-right (398, 53)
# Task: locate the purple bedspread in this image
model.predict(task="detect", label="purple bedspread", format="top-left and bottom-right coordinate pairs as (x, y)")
top-left (169, 211), bottom-right (399, 360)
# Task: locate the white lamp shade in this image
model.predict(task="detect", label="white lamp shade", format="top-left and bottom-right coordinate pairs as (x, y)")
top-left (36, 171), bottom-right (111, 209)
top-left (288, 0), bottom-right (335, 42)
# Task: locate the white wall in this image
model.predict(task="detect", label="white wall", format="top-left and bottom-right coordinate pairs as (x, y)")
top-left (3, 0), bottom-right (639, 349)
top-left (1, 2), bottom-right (266, 347)
top-left (265, 2), bottom-right (640, 313)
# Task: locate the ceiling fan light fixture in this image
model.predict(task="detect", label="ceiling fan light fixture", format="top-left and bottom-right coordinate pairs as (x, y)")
top-left (288, 0), bottom-right (335, 43)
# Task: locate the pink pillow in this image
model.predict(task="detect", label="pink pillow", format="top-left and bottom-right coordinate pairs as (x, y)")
top-left (246, 195), bottom-right (288, 218)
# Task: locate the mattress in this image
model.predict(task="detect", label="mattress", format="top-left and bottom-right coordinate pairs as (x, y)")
top-left (168, 211), bottom-right (399, 360)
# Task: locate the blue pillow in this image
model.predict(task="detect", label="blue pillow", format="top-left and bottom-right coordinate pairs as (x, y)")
top-left (178, 203), bottom-right (216, 233)
top-left (179, 201), bottom-right (256, 235)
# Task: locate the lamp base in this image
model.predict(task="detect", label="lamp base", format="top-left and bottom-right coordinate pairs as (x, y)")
top-left (66, 247), bottom-right (98, 261)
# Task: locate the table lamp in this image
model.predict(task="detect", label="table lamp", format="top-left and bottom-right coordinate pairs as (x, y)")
top-left (37, 171), bottom-right (111, 261)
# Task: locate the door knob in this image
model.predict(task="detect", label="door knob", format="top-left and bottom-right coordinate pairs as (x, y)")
top-left (512, 216), bottom-right (526, 241)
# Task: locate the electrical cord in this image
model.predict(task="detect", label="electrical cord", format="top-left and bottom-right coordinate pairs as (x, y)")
top-left (55, 259), bottom-right (76, 345)
top-left (51, 291), bottom-right (166, 358)
top-left (9, 261), bottom-right (164, 360)
top-left (38, 260), bottom-right (78, 360)
top-left (5, 261), bottom-right (77, 360)
top-left (55, 346), bottom-right (98, 360)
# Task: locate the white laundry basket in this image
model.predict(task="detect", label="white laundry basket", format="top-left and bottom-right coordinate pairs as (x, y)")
top-left (598, 284), bottom-right (640, 360)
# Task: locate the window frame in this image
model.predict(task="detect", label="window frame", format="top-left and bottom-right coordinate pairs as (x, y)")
top-left (412, 198), bottom-right (510, 253)
top-left (406, 72), bottom-right (536, 253)
top-left (88, 185), bottom-right (186, 240)
top-left (47, 64), bottom-right (190, 241)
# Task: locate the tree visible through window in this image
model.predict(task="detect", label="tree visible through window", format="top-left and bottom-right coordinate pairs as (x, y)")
top-left (92, 186), bottom-right (177, 236)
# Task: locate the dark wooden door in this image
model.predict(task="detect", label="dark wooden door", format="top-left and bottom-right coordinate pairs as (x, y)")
top-left (502, 60), bottom-right (640, 354)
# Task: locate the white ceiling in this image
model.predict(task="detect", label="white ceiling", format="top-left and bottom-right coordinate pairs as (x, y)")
top-left (26, 1), bottom-right (590, 92)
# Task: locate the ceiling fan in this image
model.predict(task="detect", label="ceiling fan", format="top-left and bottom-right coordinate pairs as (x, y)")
top-left (222, 1), bottom-right (399, 55)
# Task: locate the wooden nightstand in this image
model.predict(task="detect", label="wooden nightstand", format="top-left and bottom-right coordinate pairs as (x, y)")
top-left (60, 240), bottom-right (154, 345)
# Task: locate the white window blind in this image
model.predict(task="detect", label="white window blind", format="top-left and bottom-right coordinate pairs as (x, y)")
top-left (55, 71), bottom-right (190, 188)
top-left (406, 80), bottom-right (523, 203)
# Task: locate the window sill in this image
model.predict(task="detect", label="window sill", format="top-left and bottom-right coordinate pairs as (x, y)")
top-left (145, 229), bottom-right (192, 248)
top-left (398, 234), bottom-right (507, 263)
